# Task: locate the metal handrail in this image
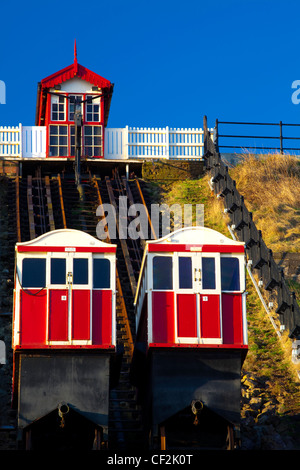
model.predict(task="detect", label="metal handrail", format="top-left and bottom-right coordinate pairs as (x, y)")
top-left (215, 119), bottom-right (300, 154)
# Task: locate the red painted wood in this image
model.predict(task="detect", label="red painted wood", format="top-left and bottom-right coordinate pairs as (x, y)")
top-left (92, 290), bottom-right (112, 345)
top-left (72, 290), bottom-right (90, 340)
top-left (148, 244), bottom-right (244, 253)
top-left (222, 294), bottom-right (244, 345)
top-left (200, 294), bottom-right (220, 339)
top-left (177, 293), bottom-right (197, 337)
top-left (152, 291), bottom-right (175, 343)
top-left (41, 62), bottom-right (112, 91)
top-left (17, 246), bottom-right (116, 253)
top-left (48, 290), bottom-right (68, 341)
top-left (20, 290), bottom-right (47, 346)
top-left (148, 343), bottom-right (248, 350)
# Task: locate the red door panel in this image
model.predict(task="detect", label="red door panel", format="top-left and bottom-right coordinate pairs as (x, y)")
top-left (20, 290), bottom-right (47, 346)
top-left (177, 293), bottom-right (197, 337)
top-left (48, 290), bottom-right (68, 341)
top-left (92, 290), bottom-right (112, 345)
top-left (152, 291), bottom-right (175, 343)
top-left (72, 290), bottom-right (90, 340)
top-left (200, 294), bottom-right (220, 338)
top-left (222, 294), bottom-right (243, 344)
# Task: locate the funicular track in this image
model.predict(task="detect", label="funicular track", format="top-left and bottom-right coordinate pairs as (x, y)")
top-left (10, 168), bottom-right (152, 450)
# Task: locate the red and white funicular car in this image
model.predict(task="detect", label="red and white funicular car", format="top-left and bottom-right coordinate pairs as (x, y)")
top-left (132, 226), bottom-right (248, 448)
top-left (12, 229), bottom-right (118, 449)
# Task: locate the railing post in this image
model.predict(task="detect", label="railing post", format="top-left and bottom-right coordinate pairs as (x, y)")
top-left (203, 115), bottom-right (208, 154)
top-left (19, 123), bottom-right (22, 158)
top-left (165, 126), bottom-right (169, 159)
top-left (124, 126), bottom-right (129, 159)
top-left (215, 119), bottom-right (219, 152)
top-left (279, 121), bottom-right (283, 154)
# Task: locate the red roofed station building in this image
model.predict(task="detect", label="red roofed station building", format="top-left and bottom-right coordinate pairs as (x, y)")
top-left (35, 42), bottom-right (114, 159)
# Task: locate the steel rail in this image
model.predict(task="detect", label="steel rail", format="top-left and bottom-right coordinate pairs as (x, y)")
top-left (15, 176), bottom-right (21, 242)
top-left (27, 175), bottom-right (36, 239)
top-left (57, 174), bottom-right (67, 228)
top-left (45, 176), bottom-right (55, 232)
top-left (105, 176), bottom-right (137, 298)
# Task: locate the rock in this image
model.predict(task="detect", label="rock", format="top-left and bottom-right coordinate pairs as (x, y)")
top-left (249, 396), bottom-right (263, 410)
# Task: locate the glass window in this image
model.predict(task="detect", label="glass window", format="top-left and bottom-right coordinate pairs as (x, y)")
top-left (51, 95), bottom-right (65, 121)
top-left (70, 125), bottom-right (75, 156)
top-left (51, 258), bottom-right (66, 285)
top-left (49, 125), bottom-right (68, 156)
top-left (202, 257), bottom-right (216, 290)
top-left (153, 256), bottom-right (172, 290)
top-left (93, 258), bottom-right (110, 288)
top-left (22, 258), bottom-right (46, 288)
top-left (69, 95), bottom-right (83, 121)
top-left (84, 126), bottom-right (102, 157)
top-left (179, 257), bottom-right (192, 289)
top-left (221, 257), bottom-right (240, 291)
top-left (73, 258), bottom-right (88, 285)
top-left (86, 96), bottom-right (101, 122)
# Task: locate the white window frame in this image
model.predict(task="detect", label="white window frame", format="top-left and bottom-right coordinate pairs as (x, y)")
top-left (85, 95), bottom-right (101, 122)
top-left (51, 94), bottom-right (66, 121)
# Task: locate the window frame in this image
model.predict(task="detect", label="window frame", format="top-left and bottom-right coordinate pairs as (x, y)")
top-left (49, 124), bottom-right (68, 157)
top-left (83, 125), bottom-right (103, 157)
top-left (220, 254), bottom-right (243, 293)
top-left (85, 95), bottom-right (101, 123)
top-left (51, 94), bottom-right (66, 122)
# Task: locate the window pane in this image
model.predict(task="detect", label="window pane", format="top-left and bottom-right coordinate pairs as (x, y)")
top-left (202, 258), bottom-right (216, 289)
top-left (153, 256), bottom-right (172, 290)
top-left (50, 135), bottom-right (58, 145)
top-left (59, 146), bottom-right (68, 156)
top-left (73, 258), bottom-right (88, 284)
top-left (22, 258), bottom-right (46, 288)
top-left (50, 258), bottom-right (66, 284)
top-left (50, 146), bottom-right (58, 156)
top-left (179, 257), bottom-right (192, 289)
top-left (221, 258), bottom-right (240, 291)
top-left (93, 258), bottom-right (110, 288)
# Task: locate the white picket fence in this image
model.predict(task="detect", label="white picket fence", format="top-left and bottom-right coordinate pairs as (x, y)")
top-left (0, 124), bottom-right (212, 160)
top-left (104, 126), bottom-right (212, 160)
top-left (0, 124), bottom-right (46, 158)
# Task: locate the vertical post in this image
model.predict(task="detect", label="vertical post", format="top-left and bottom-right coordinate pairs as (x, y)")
top-left (124, 126), bottom-right (129, 159)
top-left (165, 126), bottom-right (169, 159)
top-left (19, 123), bottom-right (22, 158)
top-left (279, 121), bottom-right (283, 154)
top-left (215, 118), bottom-right (219, 151)
top-left (203, 115), bottom-right (208, 154)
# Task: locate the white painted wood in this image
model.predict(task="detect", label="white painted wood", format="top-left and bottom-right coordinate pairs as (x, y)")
top-left (0, 124), bottom-right (21, 157)
top-left (0, 124), bottom-right (212, 160)
top-left (22, 126), bottom-right (47, 158)
top-left (104, 126), bottom-right (214, 160)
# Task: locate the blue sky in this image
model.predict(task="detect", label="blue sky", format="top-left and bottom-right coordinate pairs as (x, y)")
top-left (1, 0), bottom-right (300, 148)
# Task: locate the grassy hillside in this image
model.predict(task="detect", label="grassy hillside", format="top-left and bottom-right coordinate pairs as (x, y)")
top-left (229, 153), bottom-right (300, 252)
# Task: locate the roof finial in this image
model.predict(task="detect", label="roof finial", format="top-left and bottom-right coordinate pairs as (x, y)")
top-left (74, 39), bottom-right (77, 64)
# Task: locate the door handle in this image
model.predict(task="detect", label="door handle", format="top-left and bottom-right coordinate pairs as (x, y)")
top-left (67, 272), bottom-right (73, 285)
top-left (194, 268), bottom-right (202, 282)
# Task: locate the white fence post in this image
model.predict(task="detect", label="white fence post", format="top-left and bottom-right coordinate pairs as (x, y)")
top-left (165, 126), bottom-right (169, 159)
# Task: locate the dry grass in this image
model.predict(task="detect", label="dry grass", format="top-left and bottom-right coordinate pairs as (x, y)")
top-left (229, 153), bottom-right (300, 251)
top-left (156, 177), bottom-right (230, 235)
